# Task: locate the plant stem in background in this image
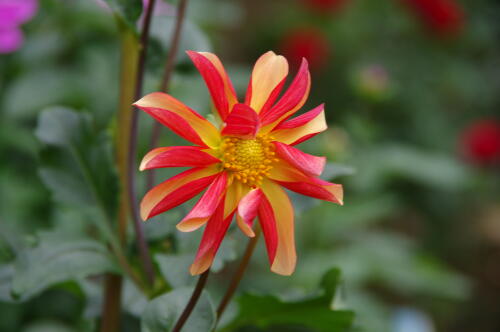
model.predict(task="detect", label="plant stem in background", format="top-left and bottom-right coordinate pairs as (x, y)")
top-left (101, 26), bottom-right (139, 332)
top-left (216, 228), bottom-right (261, 324)
top-left (146, 0), bottom-right (189, 190)
top-left (172, 270), bottom-right (210, 332)
top-left (128, 0), bottom-right (157, 287)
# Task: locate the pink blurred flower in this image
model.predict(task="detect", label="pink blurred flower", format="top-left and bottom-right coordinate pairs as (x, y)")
top-left (401, 0), bottom-right (464, 37)
top-left (279, 27), bottom-right (330, 70)
top-left (0, 0), bottom-right (37, 53)
top-left (460, 119), bottom-right (500, 166)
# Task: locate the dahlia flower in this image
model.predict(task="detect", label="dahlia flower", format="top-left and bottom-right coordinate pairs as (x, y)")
top-left (135, 51), bottom-right (343, 276)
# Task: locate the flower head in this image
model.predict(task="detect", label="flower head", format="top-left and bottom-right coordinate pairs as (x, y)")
top-left (0, 0), bottom-right (37, 54)
top-left (279, 27), bottom-right (330, 70)
top-left (460, 119), bottom-right (500, 166)
top-left (135, 51), bottom-right (343, 276)
top-left (401, 0), bottom-right (464, 37)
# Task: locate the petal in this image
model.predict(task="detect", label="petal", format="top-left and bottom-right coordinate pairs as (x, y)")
top-left (140, 166), bottom-right (220, 220)
top-left (221, 103), bottom-right (260, 139)
top-left (237, 188), bottom-right (263, 237)
top-left (134, 92), bottom-right (220, 147)
top-left (260, 59), bottom-right (311, 132)
top-left (187, 51), bottom-right (238, 121)
top-left (257, 194), bottom-right (278, 265)
top-left (273, 142), bottom-right (325, 177)
top-left (277, 179), bottom-right (343, 205)
top-left (269, 161), bottom-right (343, 205)
top-left (139, 146), bottom-right (220, 171)
top-left (224, 180), bottom-right (250, 219)
top-left (177, 172), bottom-right (228, 232)
top-left (190, 200), bottom-right (234, 275)
top-left (260, 180), bottom-right (296, 276)
top-left (271, 104), bottom-right (327, 145)
top-left (245, 51), bottom-right (289, 113)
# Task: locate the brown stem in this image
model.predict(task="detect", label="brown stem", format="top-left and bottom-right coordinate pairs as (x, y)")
top-left (216, 228), bottom-right (261, 323)
top-left (100, 274), bottom-right (123, 332)
top-left (128, 0), bottom-right (157, 286)
top-left (172, 270), bottom-right (210, 332)
top-left (146, 0), bottom-right (189, 189)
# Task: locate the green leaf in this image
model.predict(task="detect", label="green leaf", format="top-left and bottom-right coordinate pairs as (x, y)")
top-left (11, 231), bottom-right (119, 300)
top-left (35, 107), bottom-right (119, 220)
top-left (155, 253), bottom-right (193, 288)
top-left (225, 268), bottom-right (354, 332)
top-left (103, 0), bottom-right (143, 30)
top-left (141, 287), bottom-right (216, 332)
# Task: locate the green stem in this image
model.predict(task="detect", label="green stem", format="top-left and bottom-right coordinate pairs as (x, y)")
top-left (100, 25), bottom-right (140, 332)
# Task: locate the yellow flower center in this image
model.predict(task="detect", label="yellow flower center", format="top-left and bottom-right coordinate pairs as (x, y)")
top-left (221, 135), bottom-right (277, 187)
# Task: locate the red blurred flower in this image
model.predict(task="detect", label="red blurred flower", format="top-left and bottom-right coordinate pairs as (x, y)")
top-left (301, 0), bottom-right (348, 13)
top-left (135, 51), bottom-right (343, 276)
top-left (279, 28), bottom-right (330, 70)
top-left (402, 0), bottom-right (464, 36)
top-left (460, 119), bottom-right (500, 166)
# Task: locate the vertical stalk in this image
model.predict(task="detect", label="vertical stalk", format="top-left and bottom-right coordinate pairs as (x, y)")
top-left (216, 228), bottom-right (261, 324)
top-left (146, 0), bottom-right (189, 189)
top-left (128, 0), bottom-right (157, 286)
top-left (100, 26), bottom-right (139, 332)
top-left (172, 270), bottom-right (210, 332)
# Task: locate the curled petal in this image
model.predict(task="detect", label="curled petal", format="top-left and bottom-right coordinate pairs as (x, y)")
top-left (221, 103), bottom-right (260, 139)
top-left (134, 92), bottom-right (220, 147)
top-left (245, 51), bottom-right (289, 113)
top-left (190, 200), bottom-right (234, 275)
top-left (258, 195), bottom-right (278, 265)
top-left (140, 167), bottom-right (220, 220)
top-left (177, 172), bottom-right (228, 232)
top-left (139, 146), bottom-right (220, 171)
top-left (273, 141), bottom-right (325, 177)
top-left (260, 59), bottom-right (311, 132)
top-left (260, 180), bottom-right (296, 276)
top-left (271, 104), bottom-right (327, 145)
top-left (224, 180), bottom-right (250, 219)
top-left (187, 51), bottom-right (238, 121)
top-left (237, 188), bottom-right (263, 237)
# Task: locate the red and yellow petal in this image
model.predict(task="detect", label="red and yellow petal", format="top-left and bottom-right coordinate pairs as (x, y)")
top-left (223, 180), bottom-right (250, 219)
top-left (271, 104), bottom-right (327, 145)
top-left (260, 59), bottom-right (311, 133)
top-left (269, 161), bottom-right (343, 205)
top-left (245, 51), bottom-right (289, 114)
top-left (139, 146), bottom-right (220, 171)
top-left (258, 195), bottom-right (278, 266)
top-left (221, 103), bottom-right (260, 139)
top-left (187, 51), bottom-right (238, 121)
top-left (236, 188), bottom-right (263, 237)
top-left (260, 180), bottom-right (296, 276)
top-left (134, 92), bottom-right (220, 147)
top-left (140, 166), bottom-right (220, 220)
top-left (176, 172), bottom-right (228, 232)
top-left (190, 199), bottom-right (234, 275)
top-left (273, 141), bottom-right (326, 177)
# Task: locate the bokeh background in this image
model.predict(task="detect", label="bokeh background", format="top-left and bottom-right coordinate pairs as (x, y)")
top-left (1, 0), bottom-right (500, 331)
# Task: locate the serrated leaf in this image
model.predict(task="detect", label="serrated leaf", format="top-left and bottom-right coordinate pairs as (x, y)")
top-left (35, 107), bottom-right (119, 220)
top-left (141, 287), bottom-right (215, 332)
top-left (11, 231), bottom-right (119, 300)
top-left (225, 268), bottom-right (354, 332)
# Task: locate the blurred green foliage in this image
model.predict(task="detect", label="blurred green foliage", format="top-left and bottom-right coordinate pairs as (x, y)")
top-left (1, 0), bottom-right (500, 331)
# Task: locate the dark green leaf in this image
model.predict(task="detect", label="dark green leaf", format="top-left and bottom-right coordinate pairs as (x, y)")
top-left (225, 268), bottom-right (354, 332)
top-left (103, 0), bottom-right (143, 30)
top-left (35, 107), bottom-right (119, 220)
top-left (141, 287), bottom-right (215, 332)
